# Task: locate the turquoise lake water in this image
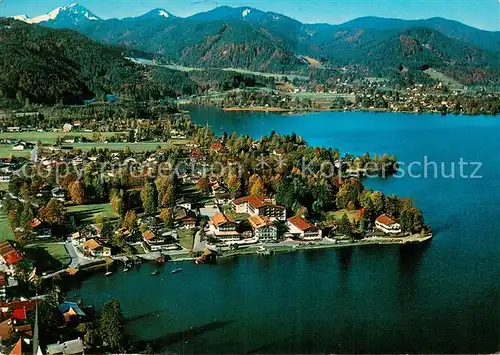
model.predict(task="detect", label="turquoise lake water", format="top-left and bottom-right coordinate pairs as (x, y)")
top-left (67, 107), bottom-right (499, 353)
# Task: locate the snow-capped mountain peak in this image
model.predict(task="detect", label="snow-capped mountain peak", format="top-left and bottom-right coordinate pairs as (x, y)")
top-left (12, 3), bottom-right (100, 25)
top-left (242, 9), bottom-right (252, 18)
top-left (158, 10), bottom-right (170, 18)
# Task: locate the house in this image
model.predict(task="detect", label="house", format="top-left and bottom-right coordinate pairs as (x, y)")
top-left (62, 123), bottom-right (73, 133)
top-left (0, 241), bottom-right (24, 271)
top-left (248, 215), bottom-right (278, 242)
top-left (272, 148), bottom-right (285, 157)
top-left (46, 338), bottom-right (85, 355)
top-left (0, 174), bottom-right (11, 182)
top-left (58, 302), bottom-right (86, 323)
top-left (232, 196), bottom-right (286, 221)
top-left (81, 239), bottom-right (111, 257)
top-left (0, 272), bottom-right (6, 299)
top-left (31, 218), bottom-right (52, 239)
top-left (142, 231), bottom-right (167, 251)
top-left (286, 216), bottom-right (322, 240)
top-left (211, 143), bottom-right (223, 153)
top-left (51, 187), bottom-right (65, 201)
top-left (209, 213), bottom-right (240, 241)
top-left (176, 197), bottom-right (194, 211)
top-left (12, 142), bottom-right (27, 151)
top-left (375, 214), bottom-right (402, 234)
top-left (190, 149), bottom-right (205, 161)
top-left (180, 216), bottom-right (197, 229)
top-left (214, 192), bottom-right (234, 205)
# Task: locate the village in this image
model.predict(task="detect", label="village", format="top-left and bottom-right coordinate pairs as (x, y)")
top-left (0, 109), bottom-right (432, 354)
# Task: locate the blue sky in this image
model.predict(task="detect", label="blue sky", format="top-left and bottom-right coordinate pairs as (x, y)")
top-left (1, 0), bottom-right (498, 31)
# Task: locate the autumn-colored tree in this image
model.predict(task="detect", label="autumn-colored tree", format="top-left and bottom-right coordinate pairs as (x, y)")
top-left (196, 178), bottom-right (211, 195)
top-left (68, 180), bottom-right (85, 205)
top-left (249, 175), bottom-right (266, 197)
top-left (226, 175), bottom-right (241, 195)
top-left (38, 199), bottom-right (67, 226)
top-left (161, 185), bottom-right (176, 208)
top-left (123, 210), bottom-right (138, 231)
top-left (110, 195), bottom-right (124, 218)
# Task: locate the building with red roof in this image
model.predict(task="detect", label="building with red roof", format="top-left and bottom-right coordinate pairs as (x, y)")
top-left (232, 196), bottom-right (286, 221)
top-left (209, 213), bottom-right (240, 241)
top-left (286, 216), bottom-right (322, 240)
top-left (375, 214), bottom-right (402, 234)
top-left (0, 241), bottom-right (24, 267)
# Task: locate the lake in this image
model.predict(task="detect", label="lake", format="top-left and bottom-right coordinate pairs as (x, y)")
top-left (67, 107), bottom-right (499, 353)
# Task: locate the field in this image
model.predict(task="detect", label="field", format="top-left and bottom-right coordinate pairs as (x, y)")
top-left (25, 243), bottom-right (71, 273)
top-left (127, 57), bottom-right (310, 82)
top-left (178, 229), bottom-right (195, 250)
top-left (424, 68), bottom-right (465, 92)
top-left (0, 213), bottom-right (14, 243)
top-left (0, 131), bottom-right (121, 143)
top-left (327, 209), bottom-right (360, 224)
top-left (67, 203), bottom-right (118, 223)
top-left (0, 145), bottom-right (31, 158)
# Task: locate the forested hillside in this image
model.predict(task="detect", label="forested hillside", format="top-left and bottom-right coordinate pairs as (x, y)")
top-left (0, 19), bottom-right (278, 107)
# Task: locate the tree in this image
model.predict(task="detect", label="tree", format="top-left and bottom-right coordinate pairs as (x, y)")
top-left (141, 181), bottom-right (158, 216)
top-left (249, 175), bottom-right (266, 197)
top-left (100, 298), bottom-right (125, 351)
top-left (38, 291), bottom-right (61, 328)
top-left (111, 195), bottom-right (125, 218)
top-left (196, 178), bottom-right (211, 195)
top-left (338, 213), bottom-right (353, 237)
top-left (226, 174), bottom-right (241, 195)
top-left (69, 180), bottom-right (85, 204)
top-left (38, 199), bottom-right (66, 226)
top-left (123, 210), bottom-right (138, 231)
top-left (161, 185), bottom-right (175, 208)
top-left (159, 208), bottom-right (175, 229)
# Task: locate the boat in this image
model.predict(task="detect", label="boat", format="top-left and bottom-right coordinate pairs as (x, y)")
top-left (171, 268), bottom-right (183, 274)
top-left (104, 271), bottom-right (113, 277)
top-left (123, 267), bottom-right (130, 273)
top-left (257, 247), bottom-right (272, 256)
top-left (151, 270), bottom-right (160, 276)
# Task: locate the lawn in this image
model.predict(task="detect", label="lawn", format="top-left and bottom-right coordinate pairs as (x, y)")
top-left (67, 203), bottom-right (118, 223)
top-left (25, 243), bottom-right (71, 273)
top-left (70, 142), bottom-right (166, 152)
top-left (0, 213), bottom-right (14, 243)
top-left (0, 145), bottom-right (31, 158)
top-left (221, 205), bottom-right (250, 221)
top-left (178, 229), bottom-right (195, 250)
top-left (327, 209), bottom-right (360, 224)
top-left (0, 131), bottom-right (122, 143)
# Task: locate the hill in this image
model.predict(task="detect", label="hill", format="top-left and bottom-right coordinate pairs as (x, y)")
top-left (0, 19), bottom-right (202, 107)
top-left (10, 5), bottom-right (500, 85)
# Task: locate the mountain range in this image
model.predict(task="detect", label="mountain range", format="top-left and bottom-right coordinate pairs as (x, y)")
top-left (8, 4), bottom-right (500, 84)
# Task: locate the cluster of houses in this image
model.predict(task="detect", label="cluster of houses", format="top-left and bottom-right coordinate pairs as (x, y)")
top-left (0, 298), bottom-right (87, 355)
top-left (0, 241), bottom-right (30, 299)
top-left (206, 194), bottom-right (323, 245)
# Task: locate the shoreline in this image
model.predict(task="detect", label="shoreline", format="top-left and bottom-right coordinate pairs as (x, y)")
top-left (220, 105), bottom-right (446, 115)
top-left (71, 234), bottom-right (433, 275)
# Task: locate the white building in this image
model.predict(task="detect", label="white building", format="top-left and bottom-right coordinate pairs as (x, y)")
top-left (375, 214), bottom-right (402, 234)
top-left (209, 213), bottom-right (240, 241)
top-left (233, 196), bottom-right (286, 221)
top-left (248, 215), bottom-right (277, 242)
top-left (286, 216), bottom-right (322, 241)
